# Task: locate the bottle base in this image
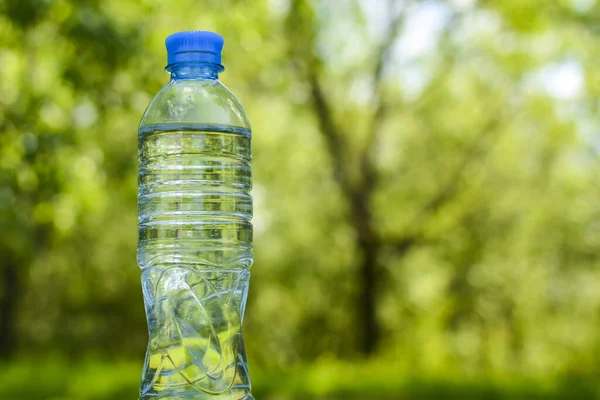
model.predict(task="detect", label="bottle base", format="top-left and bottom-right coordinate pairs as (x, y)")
top-left (140, 394), bottom-right (254, 400)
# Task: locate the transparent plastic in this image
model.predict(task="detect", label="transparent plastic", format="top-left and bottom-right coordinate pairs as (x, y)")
top-left (137, 63), bottom-right (253, 400)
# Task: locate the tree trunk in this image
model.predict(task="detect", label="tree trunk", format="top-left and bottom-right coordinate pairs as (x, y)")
top-left (352, 192), bottom-right (380, 355)
top-left (358, 238), bottom-right (379, 355)
top-left (0, 259), bottom-right (19, 358)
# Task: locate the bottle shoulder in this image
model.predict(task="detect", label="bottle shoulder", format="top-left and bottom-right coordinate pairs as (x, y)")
top-left (139, 79), bottom-right (251, 130)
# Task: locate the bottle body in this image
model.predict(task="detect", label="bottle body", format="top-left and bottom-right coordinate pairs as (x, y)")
top-left (137, 67), bottom-right (253, 399)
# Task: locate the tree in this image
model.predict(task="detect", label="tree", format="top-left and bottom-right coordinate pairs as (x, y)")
top-left (284, 0), bottom-right (516, 355)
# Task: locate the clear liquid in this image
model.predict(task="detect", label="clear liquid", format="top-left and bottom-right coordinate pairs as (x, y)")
top-left (137, 124), bottom-right (254, 400)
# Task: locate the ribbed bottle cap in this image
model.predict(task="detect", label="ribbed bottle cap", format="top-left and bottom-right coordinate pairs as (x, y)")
top-left (165, 31), bottom-right (224, 67)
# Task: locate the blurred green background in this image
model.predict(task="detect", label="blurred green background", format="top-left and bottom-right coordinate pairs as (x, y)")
top-left (1, 0), bottom-right (600, 399)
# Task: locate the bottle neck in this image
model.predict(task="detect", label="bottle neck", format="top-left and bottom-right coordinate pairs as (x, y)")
top-left (167, 63), bottom-right (223, 80)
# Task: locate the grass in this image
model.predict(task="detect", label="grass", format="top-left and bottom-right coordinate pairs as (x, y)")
top-left (0, 357), bottom-right (598, 400)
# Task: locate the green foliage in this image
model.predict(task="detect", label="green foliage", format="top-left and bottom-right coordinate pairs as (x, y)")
top-left (1, 0), bottom-right (599, 398)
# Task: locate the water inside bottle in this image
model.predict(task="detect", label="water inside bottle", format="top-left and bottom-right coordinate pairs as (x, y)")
top-left (137, 124), bottom-right (253, 399)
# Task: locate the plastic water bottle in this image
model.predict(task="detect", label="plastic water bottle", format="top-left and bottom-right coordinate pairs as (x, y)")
top-left (137, 31), bottom-right (254, 400)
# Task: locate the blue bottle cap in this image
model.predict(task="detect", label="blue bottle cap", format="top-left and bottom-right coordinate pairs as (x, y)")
top-left (165, 31), bottom-right (224, 67)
